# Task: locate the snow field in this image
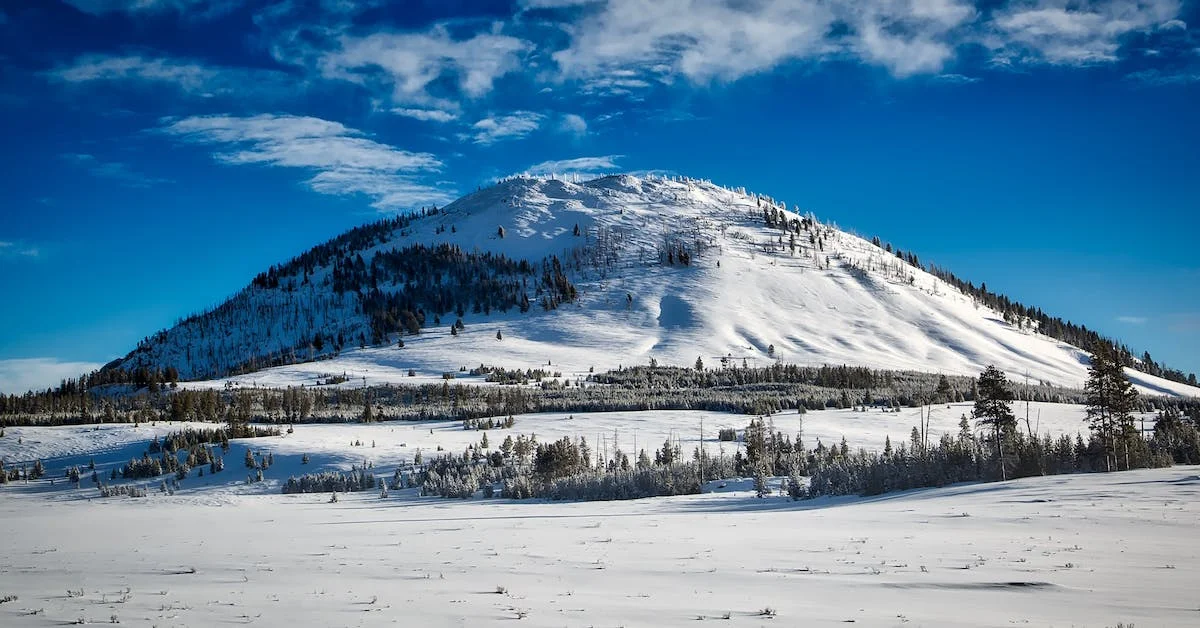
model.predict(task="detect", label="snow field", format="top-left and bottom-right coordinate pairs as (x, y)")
top-left (1, 465), bottom-right (1197, 626)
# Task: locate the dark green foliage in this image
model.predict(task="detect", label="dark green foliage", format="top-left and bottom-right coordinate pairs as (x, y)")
top-left (973, 365), bottom-right (1016, 479)
top-left (282, 467), bottom-right (375, 494)
top-left (1085, 344), bottom-right (1141, 471)
top-left (1150, 407), bottom-right (1200, 464)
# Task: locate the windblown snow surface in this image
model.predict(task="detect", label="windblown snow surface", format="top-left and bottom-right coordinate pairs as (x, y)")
top-left (1, 414), bottom-right (1198, 626)
top-left (130, 174), bottom-right (1195, 398)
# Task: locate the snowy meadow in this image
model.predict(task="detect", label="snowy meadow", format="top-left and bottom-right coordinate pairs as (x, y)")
top-left (2, 403), bottom-right (1198, 626)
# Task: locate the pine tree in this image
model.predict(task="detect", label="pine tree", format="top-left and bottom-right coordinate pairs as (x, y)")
top-left (754, 468), bottom-right (769, 498)
top-left (935, 374), bottom-right (953, 403)
top-left (973, 365), bottom-right (1015, 480)
top-left (1085, 344), bottom-right (1140, 471)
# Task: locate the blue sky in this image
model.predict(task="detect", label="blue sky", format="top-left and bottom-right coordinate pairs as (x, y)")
top-left (1, 0), bottom-right (1198, 393)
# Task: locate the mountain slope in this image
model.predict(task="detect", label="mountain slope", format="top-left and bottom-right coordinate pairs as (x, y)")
top-left (115, 174), bottom-right (1199, 398)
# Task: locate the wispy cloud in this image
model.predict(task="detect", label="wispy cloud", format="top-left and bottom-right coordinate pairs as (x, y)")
top-left (987, 1), bottom-right (1180, 66)
top-left (0, 240), bottom-right (42, 260)
top-left (558, 113), bottom-right (588, 137)
top-left (0, 358), bottom-right (106, 395)
top-left (1117, 315), bottom-right (1148, 325)
top-left (933, 73), bottom-right (981, 84)
top-left (160, 114), bottom-right (452, 210)
top-left (468, 111), bottom-right (544, 144)
top-left (1125, 68), bottom-right (1200, 86)
top-left (517, 155), bottom-right (623, 178)
top-left (50, 54), bottom-right (298, 98)
top-left (318, 25), bottom-right (532, 110)
top-left (62, 0), bottom-right (240, 20)
top-left (61, 153), bottom-right (172, 188)
top-left (537, 0), bottom-right (1185, 89)
top-left (546, 0), bottom-right (980, 85)
top-left (391, 107), bottom-right (459, 123)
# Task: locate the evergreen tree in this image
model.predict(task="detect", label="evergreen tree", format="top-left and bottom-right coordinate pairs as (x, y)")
top-left (973, 365), bottom-right (1015, 480)
top-left (1085, 344), bottom-right (1140, 471)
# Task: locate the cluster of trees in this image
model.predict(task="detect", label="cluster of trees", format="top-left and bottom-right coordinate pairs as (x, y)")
top-left (383, 431), bottom-right (720, 502)
top-left (343, 244), bottom-right (576, 343)
top-left (802, 354), bottom-right (1200, 498)
top-left (461, 415), bottom-right (516, 430)
top-left (0, 459), bottom-right (45, 483)
top-left (469, 365), bottom-right (561, 384)
top-left (96, 483), bottom-right (148, 498)
top-left (386, 356), bottom-right (1198, 504)
top-left (8, 361), bottom-right (1196, 431)
top-left (281, 466), bottom-right (376, 495)
top-left (251, 208), bottom-right (444, 291)
top-left (115, 242), bottom-right (579, 381)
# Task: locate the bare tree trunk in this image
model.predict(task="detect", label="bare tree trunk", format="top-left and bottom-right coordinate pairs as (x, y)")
top-left (997, 426), bottom-right (1006, 481)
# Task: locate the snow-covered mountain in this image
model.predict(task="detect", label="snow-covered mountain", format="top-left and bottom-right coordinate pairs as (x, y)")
top-left (114, 174), bottom-right (1199, 398)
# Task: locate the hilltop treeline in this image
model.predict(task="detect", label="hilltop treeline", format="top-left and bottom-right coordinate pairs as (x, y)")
top-left (250, 209), bottom-right (442, 289)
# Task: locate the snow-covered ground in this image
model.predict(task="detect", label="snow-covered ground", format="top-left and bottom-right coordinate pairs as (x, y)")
top-left (120, 174), bottom-right (1199, 398)
top-left (2, 461), bottom-right (1197, 626)
top-left (2, 404), bottom-right (1195, 626)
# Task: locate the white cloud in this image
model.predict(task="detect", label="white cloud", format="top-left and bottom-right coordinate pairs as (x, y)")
top-left (54, 55), bottom-right (219, 90)
top-left (391, 107), bottom-right (459, 122)
top-left (988, 1), bottom-right (1181, 65)
top-left (559, 113), bottom-right (588, 136)
top-left (161, 114), bottom-right (452, 210)
top-left (933, 72), bottom-right (981, 83)
top-left (319, 25), bottom-right (532, 109)
top-left (1117, 316), bottom-right (1148, 325)
top-left (0, 358), bottom-right (106, 395)
top-left (62, 0), bottom-right (240, 19)
top-left (51, 54), bottom-right (295, 98)
top-left (519, 0), bottom-right (599, 7)
top-left (469, 111), bottom-right (544, 144)
top-left (1125, 68), bottom-right (1200, 85)
top-left (0, 240), bottom-right (41, 259)
top-left (551, 0), bottom-right (839, 83)
top-left (539, 0), bottom-right (1184, 87)
top-left (519, 155), bottom-right (622, 177)
top-left (545, 0), bottom-right (985, 84)
top-left (62, 153), bottom-right (172, 188)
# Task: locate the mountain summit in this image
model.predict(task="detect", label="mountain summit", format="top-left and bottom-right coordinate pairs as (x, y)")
top-left (112, 174), bottom-right (1198, 397)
